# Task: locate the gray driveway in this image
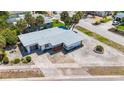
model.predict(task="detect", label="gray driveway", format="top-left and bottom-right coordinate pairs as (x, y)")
top-left (77, 18), bottom-right (124, 46)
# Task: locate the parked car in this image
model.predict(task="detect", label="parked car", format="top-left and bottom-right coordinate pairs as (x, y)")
top-left (112, 20), bottom-right (120, 25)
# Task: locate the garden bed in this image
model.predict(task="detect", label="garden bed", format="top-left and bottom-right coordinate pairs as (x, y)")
top-left (108, 27), bottom-right (124, 36)
top-left (0, 68), bottom-right (44, 79)
top-left (87, 67), bottom-right (124, 75)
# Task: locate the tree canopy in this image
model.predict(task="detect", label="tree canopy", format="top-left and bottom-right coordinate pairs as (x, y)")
top-left (36, 15), bottom-right (44, 26)
top-left (2, 29), bottom-right (18, 45)
top-left (60, 11), bottom-right (69, 22)
top-left (0, 35), bottom-right (6, 49)
top-left (16, 19), bottom-right (27, 33)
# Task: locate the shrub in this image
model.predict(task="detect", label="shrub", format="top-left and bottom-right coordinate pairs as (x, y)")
top-left (26, 56), bottom-right (31, 62)
top-left (13, 58), bottom-right (20, 64)
top-left (94, 45), bottom-right (104, 53)
top-left (92, 21), bottom-right (101, 25)
top-left (3, 56), bottom-right (9, 64)
top-left (21, 58), bottom-right (24, 61)
top-left (22, 59), bottom-right (29, 64)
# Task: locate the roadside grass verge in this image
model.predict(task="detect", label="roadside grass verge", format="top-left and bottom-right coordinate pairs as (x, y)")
top-left (87, 67), bottom-right (124, 75)
top-left (76, 26), bottom-right (124, 53)
top-left (116, 25), bottom-right (124, 31)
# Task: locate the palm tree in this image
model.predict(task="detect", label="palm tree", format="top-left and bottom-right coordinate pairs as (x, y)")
top-left (16, 19), bottom-right (27, 33)
top-left (36, 15), bottom-right (44, 27)
top-left (60, 11), bottom-right (69, 22)
top-left (25, 12), bottom-right (34, 26)
top-left (76, 11), bottom-right (84, 19)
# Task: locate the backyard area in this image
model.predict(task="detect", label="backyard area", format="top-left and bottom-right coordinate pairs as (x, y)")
top-left (52, 19), bottom-right (65, 27)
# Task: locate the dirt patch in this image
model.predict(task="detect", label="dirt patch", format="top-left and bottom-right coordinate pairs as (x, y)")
top-left (58, 68), bottom-right (89, 76)
top-left (87, 67), bottom-right (124, 75)
top-left (0, 68), bottom-right (44, 79)
top-left (47, 53), bottom-right (75, 63)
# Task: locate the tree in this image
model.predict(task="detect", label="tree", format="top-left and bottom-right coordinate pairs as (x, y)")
top-left (0, 35), bottom-right (6, 49)
top-left (0, 11), bottom-right (9, 20)
top-left (71, 14), bottom-right (80, 30)
top-left (35, 11), bottom-right (47, 14)
top-left (76, 11), bottom-right (84, 19)
top-left (25, 12), bottom-right (32, 24)
top-left (36, 15), bottom-right (44, 26)
top-left (60, 11), bottom-right (72, 28)
top-left (2, 29), bottom-right (18, 45)
top-left (60, 11), bottom-right (69, 22)
top-left (25, 12), bottom-right (36, 27)
top-left (16, 19), bottom-right (27, 33)
top-left (64, 17), bottom-right (72, 29)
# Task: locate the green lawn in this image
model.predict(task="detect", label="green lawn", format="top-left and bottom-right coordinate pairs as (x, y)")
top-left (116, 25), bottom-right (124, 31)
top-left (76, 26), bottom-right (124, 53)
top-left (52, 19), bottom-right (65, 27)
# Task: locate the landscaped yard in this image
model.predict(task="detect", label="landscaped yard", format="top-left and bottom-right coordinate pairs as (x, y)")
top-left (76, 26), bottom-right (124, 53)
top-left (52, 19), bottom-right (65, 27)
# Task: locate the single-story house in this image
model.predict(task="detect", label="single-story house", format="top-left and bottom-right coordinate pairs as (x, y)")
top-left (7, 14), bottom-right (25, 24)
top-left (18, 27), bottom-right (83, 53)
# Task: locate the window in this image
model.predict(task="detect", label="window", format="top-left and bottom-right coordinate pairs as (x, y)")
top-left (45, 44), bottom-right (49, 48)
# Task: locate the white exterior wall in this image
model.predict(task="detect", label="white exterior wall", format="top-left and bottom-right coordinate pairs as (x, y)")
top-left (25, 46), bottom-right (31, 53)
top-left (64, 41), bottom-right (82, 50)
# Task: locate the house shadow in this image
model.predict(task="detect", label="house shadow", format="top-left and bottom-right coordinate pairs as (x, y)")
top-left (17, 43), bottom-right (29, 57)
top-left (5, 45), bottom-right (17, 51)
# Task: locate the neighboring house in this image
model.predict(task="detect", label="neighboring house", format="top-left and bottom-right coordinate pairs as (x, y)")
top-left (112, 12), bottom-right (124, 25)
top-left (86, 11), bottom-right (112, 17)
top-left (7, 14), bottom-right (25, 24)
top-left (7, 12), bottom-right (25, 24)
top-left (18, 27), bottom-right (83, 53)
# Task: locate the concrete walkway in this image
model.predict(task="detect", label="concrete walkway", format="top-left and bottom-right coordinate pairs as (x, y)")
top-left (77, 18), bottom-right (124, 46)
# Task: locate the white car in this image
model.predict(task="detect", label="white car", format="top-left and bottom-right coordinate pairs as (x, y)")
top-left (112, 20), bottom-right (120, 25)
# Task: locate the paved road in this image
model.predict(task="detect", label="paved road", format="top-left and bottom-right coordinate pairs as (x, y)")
top-left (77, 18), bottom-right (124, 46)
top-left (3, 76), bottom-right (124, 81)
